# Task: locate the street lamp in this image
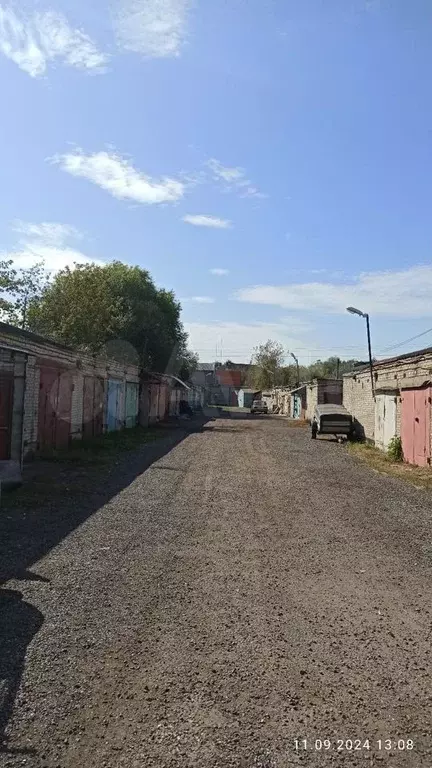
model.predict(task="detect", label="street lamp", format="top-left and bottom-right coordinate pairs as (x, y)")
top-left (346, 306), bottom-right (374, 396)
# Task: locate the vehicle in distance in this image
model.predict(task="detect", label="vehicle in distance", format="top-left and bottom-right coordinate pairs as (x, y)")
top-left (311, 403), bottom-right (354, 442)
top-left (251, 400), bottom-right (268, 414)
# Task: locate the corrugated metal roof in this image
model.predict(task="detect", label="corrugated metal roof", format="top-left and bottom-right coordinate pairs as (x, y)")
top-left (196, 362), bottom-right (216, 371)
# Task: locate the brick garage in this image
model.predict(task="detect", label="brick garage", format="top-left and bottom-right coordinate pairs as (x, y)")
top-left (0, 322), bottom-right (140, 461)
top-left (343, 347), bottom-right (432, 465)
top-left (305, 378), bottom-right (343, 421)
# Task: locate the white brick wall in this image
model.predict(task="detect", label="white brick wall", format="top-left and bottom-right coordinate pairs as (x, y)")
top-left (306, 385), bottom-right (317, 420)
top-left (343, 374), bottom-right (375, 440)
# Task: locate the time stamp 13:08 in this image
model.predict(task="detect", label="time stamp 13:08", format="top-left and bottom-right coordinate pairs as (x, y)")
top-left (294, 738), bottom-right (414, 753)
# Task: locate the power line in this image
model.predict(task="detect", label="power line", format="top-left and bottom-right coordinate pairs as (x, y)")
top-left (380, 327), bottom-right (432, 354)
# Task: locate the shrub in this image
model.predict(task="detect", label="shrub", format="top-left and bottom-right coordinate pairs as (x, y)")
top-left (387, 436), bottom-right (403, 462)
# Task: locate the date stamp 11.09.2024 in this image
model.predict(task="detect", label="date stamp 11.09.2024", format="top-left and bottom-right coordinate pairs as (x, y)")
top-left (294, 738), bottom-right (414, 754)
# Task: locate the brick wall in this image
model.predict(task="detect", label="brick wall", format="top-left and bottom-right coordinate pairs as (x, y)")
top-left (0, 324), bottom-right (141, 459)
top-left (306, 385), bottom-right (318, 420)
top-left (343, 351), bottom-right (432, 445)
top-left (23, 357), bottom-right (40, 456)
top-left (343, 373), bottom-right (375, 440)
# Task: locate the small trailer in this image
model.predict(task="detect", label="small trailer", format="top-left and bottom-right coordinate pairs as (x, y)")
top-left (311, 403), bottom-right (354, 443)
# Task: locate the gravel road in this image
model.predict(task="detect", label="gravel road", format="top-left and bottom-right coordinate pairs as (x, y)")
top-left (1, 414), bottom-right (431, 767)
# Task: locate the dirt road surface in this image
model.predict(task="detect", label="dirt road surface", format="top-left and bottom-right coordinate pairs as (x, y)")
top-left (1, 414), bottom-right (431, 767)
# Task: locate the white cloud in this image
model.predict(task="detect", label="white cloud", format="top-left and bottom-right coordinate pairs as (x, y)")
top-left (52, 149), bottom-right (185, 205)
top-left (113, 0), bottom-right (191, 58)
top-left (210, 267), bottom-right (229, 276)
top-left (3, 220), bottom-right (103, 272)
top-left (0, 6), bottom-right (109, 77)
top-left (207, 158), bottom-right (267, 199)
top-left (191, 296), bottom-right (215, 304)
top-left (235, 265), bottom-right (432, 317)
top-left (182, 214), bottom-right (232, 229)
top-left (184, 320), bottom-right (308, 362)
top-left (9, 245), bottom-right (103, 272)
top-left (12, 220), bottom-right (81, 246)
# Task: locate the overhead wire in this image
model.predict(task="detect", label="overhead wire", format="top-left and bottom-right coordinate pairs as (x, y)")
top-left (379, 327), bottom-right (432, 354)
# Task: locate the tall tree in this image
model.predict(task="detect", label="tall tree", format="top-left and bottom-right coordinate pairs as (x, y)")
top-left (28, 261), bottom-right (194, 372)
top-left (0, 259), bottom-right (49, 329)
top-left (248, 340), bottom-right (285, 390)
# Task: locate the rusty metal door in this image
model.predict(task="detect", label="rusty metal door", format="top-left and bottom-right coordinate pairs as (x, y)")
top-left (38, 367), bottom-right (73, 450)
top-left (38, 368), bottom-right (59, 450)
top-left (401, 387), bottom-right (431, 466)
top-left (0, 372), bottom-right (13, 459)
top-left (83, 376), bottom-right (104, 438)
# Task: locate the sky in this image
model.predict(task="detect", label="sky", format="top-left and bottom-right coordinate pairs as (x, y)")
top-left (0, 0), bottom-right (432, 365)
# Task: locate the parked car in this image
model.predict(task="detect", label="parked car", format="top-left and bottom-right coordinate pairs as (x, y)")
top-left (311, 404), bottom-right (354, 442)
top-left (251, 399), bottom-right (268, 414)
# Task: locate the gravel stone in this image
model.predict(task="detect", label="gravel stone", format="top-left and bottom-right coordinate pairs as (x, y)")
top-left (0, 414), bottom-right (431, 766)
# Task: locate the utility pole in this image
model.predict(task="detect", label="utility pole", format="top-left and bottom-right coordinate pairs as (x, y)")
top-left (336, 357), bottom-right (340, 379)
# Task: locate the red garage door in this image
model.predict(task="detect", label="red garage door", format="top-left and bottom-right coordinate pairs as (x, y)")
top-left (38, 367), bottom-right (73, 450)
top-left (401, 387), bottom-right (431, 467)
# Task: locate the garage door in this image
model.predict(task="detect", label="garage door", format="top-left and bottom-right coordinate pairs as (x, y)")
top-left (375, 393), bottom-right (397, 451)
top-left (401, 387), bottom-right (431, 466)
top-left (38, 367), bottom-right (73, 450)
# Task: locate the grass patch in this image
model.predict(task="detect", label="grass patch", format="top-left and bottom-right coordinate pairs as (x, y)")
top-left (347, 442), bottom-right (432, 490)
top-left (39, 426), bottom-right (171, 466)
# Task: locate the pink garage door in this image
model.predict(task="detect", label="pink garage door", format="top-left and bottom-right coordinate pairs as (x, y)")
top-left (401, 387), bottom-right (431, 466)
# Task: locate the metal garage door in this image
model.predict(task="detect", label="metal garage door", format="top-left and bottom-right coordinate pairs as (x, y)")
top-left (125, 382), bottom-right (139, 429)
top-left (83, 376), bottom-right (104, 438)
top-left (375, 393), bottom-right (397, 451)
top-left (401, 386), bottom-right (431, 466)
top-left (106, 379), bottom-right (123, 432)
top-left (38, 367), bottom-right (73, 450)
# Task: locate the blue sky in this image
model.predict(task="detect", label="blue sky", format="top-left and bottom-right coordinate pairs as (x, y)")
top-left (1, 0), bottom-right (432, 364)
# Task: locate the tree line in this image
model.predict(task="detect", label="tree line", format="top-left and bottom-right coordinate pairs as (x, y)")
top-left (0, 259), bottom-right (198, 380)
top-left (244, 340), bottom-right (364, 391)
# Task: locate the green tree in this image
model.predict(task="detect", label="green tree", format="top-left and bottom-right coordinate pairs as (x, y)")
top-left (0, 259), bottom-right (49, 328)
top-left (249, 340), bottom-right (285, 390)
top-left (28, 261), bottom-right (194, 372)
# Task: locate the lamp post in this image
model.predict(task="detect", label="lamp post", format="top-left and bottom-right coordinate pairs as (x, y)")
top-left (289, 352), bottom-right (300, 387)
top-left (346, 306), bottom-right (374, 396)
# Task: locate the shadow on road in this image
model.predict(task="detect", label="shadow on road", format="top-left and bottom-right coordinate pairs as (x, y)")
top-left (0, 589), bottom-right (43, 754)
top-left (0, 416), bottom-right (212, 743)
top-left (0, 417), bottom-right (211, 587)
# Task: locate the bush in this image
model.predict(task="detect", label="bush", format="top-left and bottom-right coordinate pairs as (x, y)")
top-left (387, 436), bottom-right (403, 462)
